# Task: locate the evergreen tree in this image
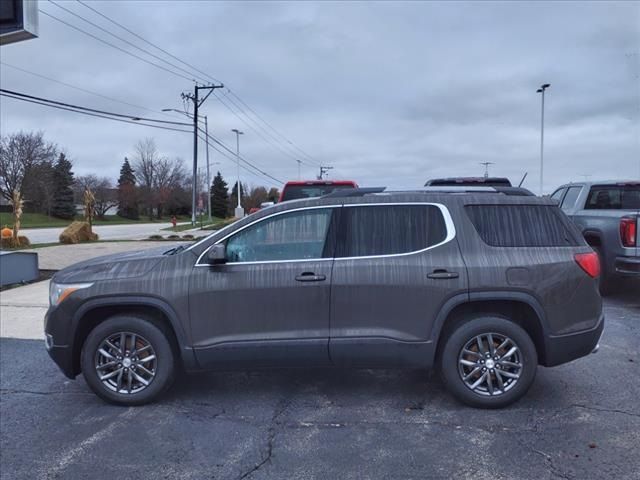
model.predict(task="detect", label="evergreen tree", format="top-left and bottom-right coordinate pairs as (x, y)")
top-left (51, 153), bottom-right (76, 219)
top-left (210, 171), bottom-right (229, 219)
top-left (117, 157), bottom-right (139, 219)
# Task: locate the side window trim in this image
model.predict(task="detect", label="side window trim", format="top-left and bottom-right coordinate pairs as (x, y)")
top-left (195, 205), bottom-right (340, 266)
top-left (195, 202), bottom-right (456, 265)
top-left (334, 202), bottom-right (456, 261)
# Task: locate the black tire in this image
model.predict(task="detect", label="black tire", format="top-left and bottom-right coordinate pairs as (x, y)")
top-left (81, 315), bottom-right (175, 406)
top-left (440, 316), bottom-right (537, 409)
top-left (594, 247), bottom-right (616, 296)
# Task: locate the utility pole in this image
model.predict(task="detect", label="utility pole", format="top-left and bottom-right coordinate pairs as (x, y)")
top-left (181, 83), bottom-right (223, 225)
top-left (318, 165), bottom-right (333, 180)
top-left (204, 115), bottom-right (211, 222)
top-left (296, 159), bottom-right (302, 180)
top-left (536, 83), bottom-right (550, 195)
top-left (231, 129), bottom-right (244, 218)
top-left (480, 162), bottom-right (494, 179)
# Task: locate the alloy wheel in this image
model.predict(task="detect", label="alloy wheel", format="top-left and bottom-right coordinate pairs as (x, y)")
top-left (94, 332), bottom-right (157, 394)
top-left (457, 332), bottom-right (522, 396)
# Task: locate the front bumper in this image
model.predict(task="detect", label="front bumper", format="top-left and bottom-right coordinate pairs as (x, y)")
top-left (44, 305), bottom-right (77, 379)
top-left (542, 314), bottom-right (604, 367)
top-left (615, 256), bottom-right (640, 276)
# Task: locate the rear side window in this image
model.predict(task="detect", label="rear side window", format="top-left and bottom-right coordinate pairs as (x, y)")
top-left (465, 205), bottom-right (580, 247)
top-left (584, 185), bottom-right (640, 210)
top-left (336, 205), bottom-right (447, 258)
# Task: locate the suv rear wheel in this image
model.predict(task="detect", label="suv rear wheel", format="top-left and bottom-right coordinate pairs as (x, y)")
top-left (81, 315), bottom-right (175, 406)
top-left (440, 316), bottom-right (537, 408)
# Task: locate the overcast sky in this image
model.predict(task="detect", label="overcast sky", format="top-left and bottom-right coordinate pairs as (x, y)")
top-left (1, 0), bottom-right (639, 193)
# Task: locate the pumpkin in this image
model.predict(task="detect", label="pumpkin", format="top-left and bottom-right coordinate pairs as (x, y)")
top-left (1, 226), bottom-right (13, 238)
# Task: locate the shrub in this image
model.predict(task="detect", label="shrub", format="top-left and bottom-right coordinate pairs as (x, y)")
top-left (148, 234), bottom-right (163, 240)
top-left (182, 234), bottom-right (194, 240)
top-left (59, 221), bottom-right (98, 244)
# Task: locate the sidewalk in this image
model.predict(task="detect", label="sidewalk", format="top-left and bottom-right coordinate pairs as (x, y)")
top-left (1, 240), bottom-right (187, 340)
top-left (0, 280), bottom-right (48, 340)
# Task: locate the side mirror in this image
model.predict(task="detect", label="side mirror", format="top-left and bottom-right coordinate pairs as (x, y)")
top-left (207, 244), bottom-right (227, 264)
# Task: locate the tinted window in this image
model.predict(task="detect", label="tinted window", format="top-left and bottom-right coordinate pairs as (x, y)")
top-left (584, 185), bottom-right (640, 210)
top-left (225, 208), bottom-right (332, 262)
top-left (561, 186), bottom-right (582, 211)
top-left (465, 205), bottom-right (580, 247)
top-left (336, 205), bottom-right (447, 257)
top-left (281, 184), bottom-right (354, 201)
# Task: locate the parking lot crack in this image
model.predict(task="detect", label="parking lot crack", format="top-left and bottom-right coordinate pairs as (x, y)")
top-left (0, 388), bottom-right (92, 396)
top-left (237, 395), bottom-right (295, 480)
top-left (568, 403), bottom-right (640, 419)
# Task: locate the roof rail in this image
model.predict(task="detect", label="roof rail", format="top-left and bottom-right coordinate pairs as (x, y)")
top-left (322, 187), bottom-right (386, 198)
top-left (421, 186), bottom-right (534, 196)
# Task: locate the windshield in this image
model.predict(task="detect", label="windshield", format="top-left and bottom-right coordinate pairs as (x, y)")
top-left (280, 184), bottom-right (355, 201)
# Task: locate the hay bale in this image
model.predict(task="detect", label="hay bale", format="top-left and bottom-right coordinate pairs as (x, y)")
top-left (0, 236), bottom-right (30, 249)
top-left (59, 221), bottom-right (98, 244)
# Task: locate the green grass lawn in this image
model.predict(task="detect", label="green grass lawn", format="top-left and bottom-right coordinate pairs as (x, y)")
top-left (0, 212), bottom-right (191, 229)
top-left (161, 216), bottom-right (225, 232)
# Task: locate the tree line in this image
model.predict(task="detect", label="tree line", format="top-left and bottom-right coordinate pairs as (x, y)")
top-left (0, 131), bottom-right (280, 222)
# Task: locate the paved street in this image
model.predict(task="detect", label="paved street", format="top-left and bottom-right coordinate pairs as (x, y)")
top-left (20, 222), bottom-right (192, 244)
top-left (0, 290), bottom-right (638, 479)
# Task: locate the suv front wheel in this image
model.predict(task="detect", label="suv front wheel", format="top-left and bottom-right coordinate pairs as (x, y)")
top-left (440, 316), bottom-right (537, 408)
top-left (81, 315), bottom-right (176, 406)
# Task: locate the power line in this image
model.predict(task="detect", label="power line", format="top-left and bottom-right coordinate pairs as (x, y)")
top-left (38, 9), bottom-right (196, 83)
top-left (213, 90), bottom-right (316, 167)
top-left (74, 0), bottom-right (319, 168)
top-left (198, 127), bottom-right (284, 184)
top-left (47, 0), bottom-right (209, 84)
top-left (0, 89), bottom-right (191, 126)
top-left (1, 92), bottom-right (191, 133)
top-left (0, 61), bottom-right (182, 120)
top-left (226, 89), bottom-right (321, 166)
top-left (75, 0), bottom-right (223, 85)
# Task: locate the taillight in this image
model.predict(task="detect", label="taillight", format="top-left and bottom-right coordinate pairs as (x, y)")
top-left (575, 252), bottom-right (600, 278)
top-left (620, 217), bottom-right (637, 247)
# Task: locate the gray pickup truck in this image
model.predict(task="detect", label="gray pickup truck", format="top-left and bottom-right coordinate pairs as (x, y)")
top-left (551, 181), bottom-right (639, 294)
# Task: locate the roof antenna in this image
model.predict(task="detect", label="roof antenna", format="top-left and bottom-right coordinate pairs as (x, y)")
top-left (518, 172), bottom-right (528, 187)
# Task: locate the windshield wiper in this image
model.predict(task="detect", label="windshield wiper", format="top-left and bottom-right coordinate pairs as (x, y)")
top-left (163, 245), bottom-right (186, 255)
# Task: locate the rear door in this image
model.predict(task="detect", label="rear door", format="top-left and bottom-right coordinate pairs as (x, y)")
top-left (328, 202), bottom-right (467, 367)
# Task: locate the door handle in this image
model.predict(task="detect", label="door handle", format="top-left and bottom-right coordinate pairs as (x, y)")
top-left (295, 272), bottom-right (326, 282)
top-left (427, 269), bottom-right (459, 279)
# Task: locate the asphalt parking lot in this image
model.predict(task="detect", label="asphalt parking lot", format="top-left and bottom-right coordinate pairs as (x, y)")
top-left (1, 289), bottom-right (638, 480)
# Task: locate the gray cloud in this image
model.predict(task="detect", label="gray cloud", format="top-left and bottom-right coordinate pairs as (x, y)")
top-left (1, 0), bottom-right (638, 192)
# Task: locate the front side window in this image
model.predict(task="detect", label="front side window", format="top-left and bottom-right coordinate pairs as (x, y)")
top-left (335, 204), bottom-right (447, 258)
top-left (550, 188), bottom-right (566, 203)
top-left (561, 186), bottom-right (582, 211)
top-left (225, 208), bottom-right (333, 263)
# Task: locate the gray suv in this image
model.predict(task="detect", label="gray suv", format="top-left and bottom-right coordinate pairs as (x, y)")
top-left (45, 188), bottom-right (604, 408)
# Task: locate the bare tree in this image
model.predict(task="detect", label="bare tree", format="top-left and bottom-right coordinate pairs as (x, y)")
top-left (154, 157), bottom-right (186, 219)
top-left (0, 131), bottom-right (57, 202)
top-left (75, 175), bottom-right (118, 219)
top-left (132, 138), bottom-right (159, 219)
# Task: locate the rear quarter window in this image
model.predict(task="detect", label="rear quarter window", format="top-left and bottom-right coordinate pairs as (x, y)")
top-left (465, 205), bottom-right (581, 247)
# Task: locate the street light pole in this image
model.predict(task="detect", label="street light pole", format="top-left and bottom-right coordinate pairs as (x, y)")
top-left (536, 83), bottom-right (550, 195)
top-left (231, 129), bottom-right (244, 218)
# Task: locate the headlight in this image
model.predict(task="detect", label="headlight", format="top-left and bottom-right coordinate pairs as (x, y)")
top-left (49, 282), bottom-right (93, 306)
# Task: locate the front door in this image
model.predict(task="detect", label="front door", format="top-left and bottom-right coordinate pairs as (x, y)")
top-left (189, 207), bottom-right (337, 368)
